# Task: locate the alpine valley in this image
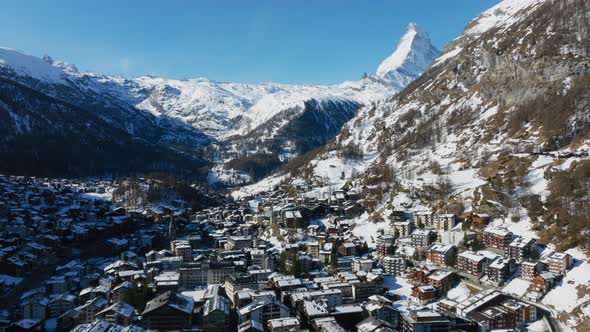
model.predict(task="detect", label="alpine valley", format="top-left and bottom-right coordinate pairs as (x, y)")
top-left (2, 0), bottom-right (590, 330)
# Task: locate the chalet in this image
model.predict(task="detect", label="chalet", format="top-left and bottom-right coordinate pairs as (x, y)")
top-left (225, 236), bottom-right (253, 251)
top-left (20, 297), bottom-right (49, 321)
top-left (411, 285), bottom-right (438, 304)
top-left (411, 229), bottom-right (434, 248)
top-left (382, 256), bottom-right (407, 276)
top-left (364, 295), bottom-right (400, 327)
top-left (332, 304), bottom-right (365, 330)
top-left (267, 317), bottom-right (301, 332)
top-left (48, 294), bottom-right (76, 318)
top-left (426, 244), bottom-right (457, 267)
top-left (308, 203), bottom-right (329, 219)
top-left (325, 283), bottom-right (354, 304)
top-left (283, 209), bottom-right (304, 229)
top-left (306, 241), bottom-right (320, 259)
top-left (351, 258), bottom-right (373, 273)
top-left (392, 221), bottom-right (414, 237)
top-left (468, 305), bottom-right (516, 331)
top-left (141, 291), bottom-right (194, 331)
top-left (296, 299), bottom-right (330, 328)
top-left (401, 309), bottom-right (451, 331)
top-left (520, 261), bottom-right (542, 280)
top-left (500, 299), bottom-right (537, 324)
top-left (427, 270), bottom-right (456, 294)
top-left (237, 296), bottom-right (289, 328)
top-left (290, 289), bottom-right (343, 308)
top-left (351, 281), bottom-right (379, 302)
top-left (507, 237), bottom-right (535, 263)
top-left (407, 267), bottom-right (431, 285)
top-left (12, 319), bottom-right (43, 331)
top-left (548, 252), bottom-right (572, 275)
top-left (338, 242), bottom-right (357, 256)
top-left (483, 226), bottom-right (513, 252)
top-left (75, 297), bottom-right (108, 324)
top-left (345, 190), bottom-right (360, 202)
top-left (471, 213), bottom-right (491, 228)
top-left (531, 272), bottom-right (556, 294)
top-left (342, 202), bottom-right (365, 219)
top-left (95, 302), bottom-right (136, 326)
top-left (355, 316), bottom-right (392, 332)
top-left (486, 258), bottom-right (511, 286)
top-left (458, 251), bottom-right (488, 277)
top-left (311, 316), bottom-right (344, 332)
top-left (111, 281), bottom-right (133, 303)
top-left (202, 294), bottom-right (230, 332)
top-left (225, 273), bottom-right (257, 306)
top-left (433, 214), bottom-right (457, 231)
top-left (375, 235), bottom-right (395, 259)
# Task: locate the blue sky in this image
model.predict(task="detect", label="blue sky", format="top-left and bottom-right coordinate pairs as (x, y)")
top-left (0, 0), bottom-right (499, 84)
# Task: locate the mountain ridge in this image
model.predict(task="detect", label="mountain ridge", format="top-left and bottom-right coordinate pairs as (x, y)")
top-left (0, 23), bottom-right (440, 181)
top-left (0, 23), bottom-right (439, 141)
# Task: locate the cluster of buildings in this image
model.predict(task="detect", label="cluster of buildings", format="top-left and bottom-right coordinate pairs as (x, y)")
top-left (0, 177), bottom-right (574, 331)
top-left (0, 175), bottom-right (122, 285)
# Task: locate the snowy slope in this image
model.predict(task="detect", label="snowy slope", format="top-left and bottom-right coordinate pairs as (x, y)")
top-left (115, 75), bottom-right (395, 139)
top-left (252, 0), bottom-right (590, 272)
top-left (464, 0), bottom-right (545, 36)
top-left (0, 48), bottom-right (70, 84)
top-left (236, 2), bottom-right (590, 327)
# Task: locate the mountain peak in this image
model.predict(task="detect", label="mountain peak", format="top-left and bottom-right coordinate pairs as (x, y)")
top-left (375, 23), bottom-right (440, 88)
top-left (0, 47), bottom-right (68, 84)
top-left (405, 22), bottom-right (424, 36)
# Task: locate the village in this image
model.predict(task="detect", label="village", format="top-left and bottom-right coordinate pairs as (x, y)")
top-left (0, 174), bottom-right (577, 332)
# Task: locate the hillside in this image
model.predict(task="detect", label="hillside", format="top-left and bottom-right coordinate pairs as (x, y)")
top-left (269, 0), bottom-right (590, 249)
top-left (237, 1), bottom-right (590, 327)
top-left (0, 76), bottom-right (208, 177)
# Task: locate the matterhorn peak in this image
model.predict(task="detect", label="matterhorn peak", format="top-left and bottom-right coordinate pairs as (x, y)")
top-left (375, 23), bottom-right (439, 89)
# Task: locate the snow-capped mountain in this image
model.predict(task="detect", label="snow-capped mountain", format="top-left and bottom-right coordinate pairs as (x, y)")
top-left (375, 22), bottom-right (440, 90)
top-left (91, 75), bottom-right (394, 140)
top-left (0, 23), bottom-right (438, 179)
top-left (0, 23), bottom-right (438, 141)
top-left (0, 48), bottom-right (213, 177)
top-left (79, 23), bottom-right (438, 141)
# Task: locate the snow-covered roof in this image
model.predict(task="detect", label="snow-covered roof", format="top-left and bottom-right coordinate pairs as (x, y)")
top-left (459, 251), bottom-right (487, 262)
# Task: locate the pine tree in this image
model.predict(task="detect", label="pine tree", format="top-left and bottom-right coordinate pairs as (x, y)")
top-left (330, 250), bottom-right (339, 270)
top-left (472, 238), bottom-right (485, 251)
top-left (278, 252), bottom-right (288, 274)
top-left (168, 213), bottom-right (177, 240)
top-left (291, 254), bottom-right (301, 277)
top-left (361, 241), bottom-right (369, 254)
top-left (445, 250), bottom-right (458, 267)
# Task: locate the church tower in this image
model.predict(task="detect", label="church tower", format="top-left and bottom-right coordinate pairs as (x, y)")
top-left (168, 213), bottom-right (177, 240)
